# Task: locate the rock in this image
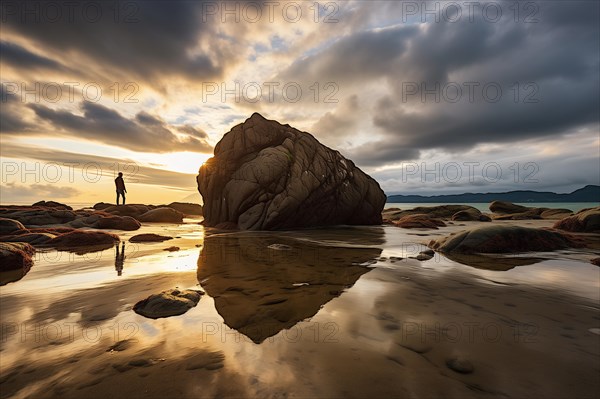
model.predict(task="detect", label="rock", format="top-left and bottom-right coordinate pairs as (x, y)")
top-left (383, 205), bottom-right (481, 223)
top-left (415, 253), bottom-right (433, 261)
top-left (429, 225), bottom-right (582, 254)
top-left (446, 358), bottom-right (474, 374)
top-left (133, 289), bottom-right (204, 319)
top-left (0, 207), bottom-right (78, 226)
top-left (137, 207), bottom-right (184, 223)
top-left (489, 201), bottom-right (530, 214)
top-left (590, 258), bottom-right (600, 266)
top-left (0, 218), bottom-right (26, 235)
top-left (103, 204), bottom-right (151, 218)
top-left (553, 207), bottom-right (600, 233)
top-left (197, 113), bottom-right (386, 230)
top-left (0, 242), bottom-right (35, 271)
top-left (32, 200), bottom-right (72, 210)
top-left (129, 234), bottom-right (173, 243)
top-left (1, 233), bottom-right (56, 245)
top-left (93, 202), bottom-right (113, 210)
top-left (451, 209), bottom-right (490, 222)
top-left (47, 230), bottom-right (119, 250)
top-left (94, 215), bottom-right (141, 231)
top-left (163, 246), bottom-right (180, 252)
top-left (540, 208), bottom-right (573, 219)
top-left (394, 214), bottom-right (446, 229)
top-left (479, 214), bottom-right (492, 222)
top-left (489, 201), bottom-right (573, 220)
top-left (166, 202), bottom-right (203, 215)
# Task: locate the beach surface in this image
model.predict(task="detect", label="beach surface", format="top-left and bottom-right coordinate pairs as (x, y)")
top-left (1, 215), bottom-right (599, 398)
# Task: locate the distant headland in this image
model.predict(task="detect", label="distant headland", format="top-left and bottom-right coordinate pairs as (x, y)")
top-left (387, 185), bottom-right (600, 203)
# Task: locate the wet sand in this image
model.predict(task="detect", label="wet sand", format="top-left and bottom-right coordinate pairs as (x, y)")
top-left (1, 219), bottom-right (599, 398)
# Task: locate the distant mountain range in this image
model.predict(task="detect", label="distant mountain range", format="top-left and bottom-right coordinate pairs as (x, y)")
top-left (386, 185), bottom-right (600, 203)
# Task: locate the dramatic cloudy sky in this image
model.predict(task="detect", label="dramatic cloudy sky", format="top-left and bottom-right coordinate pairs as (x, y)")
top-left (1, 0), bottom-right (598, 204)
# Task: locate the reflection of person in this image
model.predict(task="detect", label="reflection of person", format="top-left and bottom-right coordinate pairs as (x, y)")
top-left (115, 172), bottom-right (127, 205)
top-left (115, 241), bottom-right (125, 276)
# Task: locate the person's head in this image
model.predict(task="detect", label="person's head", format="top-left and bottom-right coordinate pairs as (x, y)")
top-left (118, 172), bottom-right (123, 177)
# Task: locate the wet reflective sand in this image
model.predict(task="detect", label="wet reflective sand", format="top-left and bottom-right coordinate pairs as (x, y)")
top-left (1, 220), bottom-right (599, 398)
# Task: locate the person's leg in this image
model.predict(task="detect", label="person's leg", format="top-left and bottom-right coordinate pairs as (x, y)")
top-left (116, 191), bottom-right (120, 205)
top-left (122, 192), bottom-right (126, 205)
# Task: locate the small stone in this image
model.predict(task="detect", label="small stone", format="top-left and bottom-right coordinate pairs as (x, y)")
top-left (446, 358), bottom-right (474, 374)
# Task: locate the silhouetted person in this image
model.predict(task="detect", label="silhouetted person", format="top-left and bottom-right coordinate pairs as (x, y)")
top-left (115, 172), bottom-right (126, 205)
top-left (115, 241), bottom-right (125, 276)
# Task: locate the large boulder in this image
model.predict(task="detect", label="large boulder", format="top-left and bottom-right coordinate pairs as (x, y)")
top-left (429, 225), bottom-right (582, 254)
top-left (133, 289), bottom-right (204, 319)
top-left (137, 207), bottom-right (184, 223)
top-left (553, 207), bottom-right (600, 233)
top-left (197, 113), bottom-right (386, 230)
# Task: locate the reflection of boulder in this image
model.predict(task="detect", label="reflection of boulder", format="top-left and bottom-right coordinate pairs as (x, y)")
top-left (197, 229), bottom-right (382, 343)
top-left (439, 252), bottom-right (544, 271)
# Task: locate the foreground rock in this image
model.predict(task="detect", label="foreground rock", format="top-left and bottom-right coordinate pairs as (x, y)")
top-left (553, 207), bottom-right (600, 233)
top-left (429, 225), bottom-right (582, 254)
top-left (0, 242), bottom-right (35, 271)
top-left (129, 233), bottom-right (173, 243)
top-left (383, 205), bottom-right (484, 223)
top-left (166, 202), bottom-right (203, 215)
top-left (394, 214), bottom-right (446, 229)
top-left (47, 230), bottom-right (119, 252)
top-left (0, 242), bottom-right (35, 285)
top-left (0, 218), bottom-right (26, 235)
top-left (133, 289), bottom-right (204, 319)
top-left (197, 113), bottom-right (386, 230)
top-left (32, 200), bottom-right (72, 210)
top-left (489, 201), bottom-right (573, 220)
top-left (137, 207), bottom-right (184, 223)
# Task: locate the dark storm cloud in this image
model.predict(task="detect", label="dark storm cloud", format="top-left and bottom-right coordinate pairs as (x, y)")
top-left (0, 83), bottom-right (34, 132)
top-left (1, 1), bottom-right (229, 84)
top-left (277, 1), bottom-right (600, 166)
top-left (27, 101), bottom-right (213, 153)
top-left (0, 41), bottom-right (65, 71)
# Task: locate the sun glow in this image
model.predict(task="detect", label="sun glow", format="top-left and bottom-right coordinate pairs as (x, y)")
top-left (138, 152), bottom-right (212, 175)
